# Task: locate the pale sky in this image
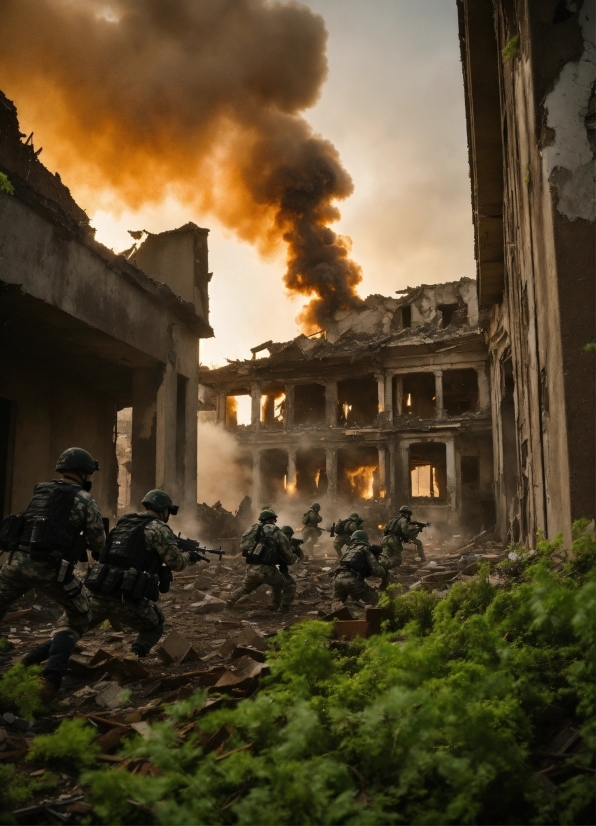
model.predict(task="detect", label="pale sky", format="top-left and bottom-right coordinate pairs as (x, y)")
top-left (89, 0), bottom-right (475, 367)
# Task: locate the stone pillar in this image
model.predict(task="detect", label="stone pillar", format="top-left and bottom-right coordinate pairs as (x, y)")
top-left (399, 440), bottom-right (410, 504)
top-left (183, 371), bottom-right (198, 509)
top-left (375, 373), bottom-right (385, 414)
top-left (388, 437), bottom-right (397, 509)
top-left (131, 366), bottom-right (160, 509)
top-left (325, 381), bottom-right (338, 427)
top-left (377, 445), bottom-right (387, 496)
top-left (216, 390), bottom-right (227, 425)
top-left (156, 361), bottom-right (178, 495)
top-left (476, 365), bottom-right (490, 410)
top-left (250, 382), bottom-right (261, 430)
top-left (287, 447), bottom-right (297, 492)
top-left (252, 450), bottom-right (261, 509)
top-left (434, 369), bottom-right (445, 418)
top-left (384, 374), bottom-right (394, 422)
top-left (395, 375), bottom-right (404, 417)
top-left (326, 448), bottom-right (337, 497)
top-left (285, 383), bottom-right (295, 430)
top-left (446, 438), bottom-right (457, 509)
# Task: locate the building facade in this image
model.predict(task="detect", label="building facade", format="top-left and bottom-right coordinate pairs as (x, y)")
top-left (200, 278), bottom-right (494, 532)
top-left (458, 0), bottom-right (595, 545)
top-left (0, 90), bottom-right (213, 519)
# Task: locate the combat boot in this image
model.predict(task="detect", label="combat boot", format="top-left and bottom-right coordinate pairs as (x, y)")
top-left (38, 677), bottom-right (60, 706)
top-left (278, 605), bottom-right (291, 614)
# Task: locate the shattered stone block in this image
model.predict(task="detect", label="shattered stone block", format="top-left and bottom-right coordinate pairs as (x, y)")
top-left (157, 631), bottom-right (201, 664)
top-left (95, 683), bottom-right (127, 710)
top-left (192, 597), bottom-right (226, 614)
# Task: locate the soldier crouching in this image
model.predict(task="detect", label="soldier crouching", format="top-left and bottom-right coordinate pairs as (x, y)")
top-left (228, 509), bottom-right (296, 613)
top-left (333, 530), bottom-right (387, 605)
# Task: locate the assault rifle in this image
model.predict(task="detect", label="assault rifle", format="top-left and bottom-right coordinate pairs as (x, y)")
top-left (175, 534), bottom-right (225, 564)
top-left (321, 523), bottom-right (336, 537)
top-left (410, 521), bottom-right (431, 531)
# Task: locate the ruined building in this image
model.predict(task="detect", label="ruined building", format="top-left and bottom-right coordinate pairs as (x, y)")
top-left (458, 0), bottom-right (595, 545)
top-left (0, 91), bottom-right (213, 519)
top-left (199, 278), bottom-right (494, 532)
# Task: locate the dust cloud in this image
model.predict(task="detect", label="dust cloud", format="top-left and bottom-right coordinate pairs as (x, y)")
top-left (197, 421), bottom-right (251, 512)
top-left (0, 0), bottom-right (363, 329)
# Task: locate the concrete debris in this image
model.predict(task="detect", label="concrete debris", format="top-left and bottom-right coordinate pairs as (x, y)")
top-left (157, 631), bottom-right (202, 665)
top-left (95, 684), bottom-right (127, 710)
top-left (196, 497), bottom-right (253, 543)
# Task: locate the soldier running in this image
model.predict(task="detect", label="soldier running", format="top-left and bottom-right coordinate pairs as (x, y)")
top-left (301, 502), bottom-right (322, 554)
top-left (0, 448), bottom-right (105, 701)
top-left (332, 512), bottom-right (364, 559)
top-left (396, 505), bottom-right (427, 562)
top-left (280, 526), bottom-right (307, 561)
top-left (333, 530), bottom-right (386, 605)
top-left (228, 509), bottom-right (296, 613)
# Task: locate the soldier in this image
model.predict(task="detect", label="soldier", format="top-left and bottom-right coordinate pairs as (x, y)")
top-left (280, 525), bottom-right (307, 562)
top-left (396, 505), bottom-right (427, 562)
top-left (302, 502), bottom-right (322, 554)
top-left (332, 512), bottom-right (364, 559)
top-left (333, 530), bottom-right (386, 605)
top-left (0, 448), bottom-right (105, 701)
top-left (228, 509), bottom-right (296, 613)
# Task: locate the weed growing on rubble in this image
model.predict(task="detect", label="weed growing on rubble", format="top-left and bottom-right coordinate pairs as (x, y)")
top-left (0, 171), bottom-right (13, 196)
top-left (28, 718), bottom-right (99, 768)
top-left (0, 663), bottom-right (43, 718)
top-left (80, 524), bottom-right (595, 825)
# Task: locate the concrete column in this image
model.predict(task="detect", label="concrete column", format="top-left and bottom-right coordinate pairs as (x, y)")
top-left (476, 365), bottom-right (490, 410)
top-left (250, 382), bottom-right (261, 430)
top-left (375, 373), bottom-right (385, 414)
top-left (326, 448), bottom-right (337, 497)
top-left (384, 374), bottom-right (394, 422)
top-left (399, 440), bottom-right (410, 503)
top-left (287, 447), bottom-right (297, 493)
top-left (216, 390), bottom-right (227, 425)
top-left (252, 450), bottom-right (261, 509)
top-left (156, 361), bottom-right (178, 495)
top-left (325, 381), bottom-right (338, 427)
top-left (377, 445), bottom-right (387, 496)
top-left (434, 369), bottom-right (445, 418)
top-left (446, 438), bottom-right (457, 509)
top-left (388, 437), bottom-right (397, 509)
top-left (183, 371), bottom-right (198, 509)
top-left (395, 375), bottom-right (404, 417)
top-left (285, 383), bottom-right (295, 430)
top-left (131, 366), bottom-right (160, 509)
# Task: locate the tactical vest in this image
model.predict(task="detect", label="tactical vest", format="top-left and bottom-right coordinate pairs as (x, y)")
top-left (339, 543), bottom-right (372, 578)
top-left (385, 516), bottom-right (407, 541)
top-left (99, 513), bottom-right (162, 574)
top-left (18, 481), bottom-right (82, 559)
top-left (241, 523), bottom-right (279, 565)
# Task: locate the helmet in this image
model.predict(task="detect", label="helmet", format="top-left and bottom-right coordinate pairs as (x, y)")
top-left (259, 508), bottom-right (278, 522)
top-left (351, 530), bottom-right (369, 542)
top-left (399, 506), bottom-right (413, 515)
top-left (280, 525), bottom-right (294, 536)
top-left (311, 502), bottom-right (321, 510)
top-left (56, 448), bottom-right (99, 474)
top-left (142, 489), bottom-right (179, 515)
top-left (349, 512), bottom-right (360, 520)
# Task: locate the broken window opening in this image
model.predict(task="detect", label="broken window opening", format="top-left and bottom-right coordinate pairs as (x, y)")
top-left (409, 443), bottom-right (447, 499)
top-left (401, 373), bottom-right (436, 418)
top-left (116, 407), bottom-right (132, 511)
top-left (296, 448), bottom-right (327, 496)
top-left (225, 393), bottom-right (251, 428)
top-left (401, 305), bottom-right (412, 328)
top-left (437, 303), bottom-right (459, 328)
top-left (337, 375), bottom-right (378, 427)
top-left (294, 383), bottom-right (325, 426)
top-left (260, 449), bottom-right (288, 504)
top-left (443, 369), bottom-right (479, 416)
top-left (461, 455), bottom-right (480, 486)
top-left (337, 446), bottom-right (379, 500)
top-left (261, 385), bottom-right (286, 428)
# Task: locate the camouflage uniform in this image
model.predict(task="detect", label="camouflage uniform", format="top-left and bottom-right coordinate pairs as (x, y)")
top-left (86, 516), bottom-right (195, 655)
top-left (397, 515), bottom-right (426, 561)
top-left (380, 516), bottom-right (404, 572)
top-left (229, 524), bottom-right (296, 609)
top-left (302, 509), bottom-right (322, 553)
top-left (333, 540), bottom-right (386, 605)
top-left (332, 517), bottom-right (363, 558)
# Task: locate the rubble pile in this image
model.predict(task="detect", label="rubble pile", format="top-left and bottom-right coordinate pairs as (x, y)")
top-left (196, 496), bottom-right (253, 543)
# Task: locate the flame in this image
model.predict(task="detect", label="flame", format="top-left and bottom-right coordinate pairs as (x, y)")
top-left (284, 474), bottom-right (296, 495)
top-left (345, 465), bottom-right (375, 499)
top-left (406, 393), bottom-right (412, 407)
top-left (314, 469), bottom-right (321, 489)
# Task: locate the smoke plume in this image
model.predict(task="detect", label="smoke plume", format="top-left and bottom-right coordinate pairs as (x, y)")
top-left (0, 0), bottom-right (363, 329)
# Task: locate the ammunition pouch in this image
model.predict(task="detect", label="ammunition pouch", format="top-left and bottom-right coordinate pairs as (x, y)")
top-left (86, 563), bottom-right (110, 592)
top-left (247, 541), bottom-right (278, 566)
top-left (158, 566), bottom-right (173, 594)
top-left (86, 563), bottom-right (159, 601)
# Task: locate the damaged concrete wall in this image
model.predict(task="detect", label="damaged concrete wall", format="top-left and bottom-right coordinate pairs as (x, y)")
top-left (458, 0), bottom-right (595, 545)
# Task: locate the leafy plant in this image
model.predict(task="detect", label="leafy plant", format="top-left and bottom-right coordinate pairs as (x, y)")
top-left (0, 172), bottom-right (13, 196)
top-left (502, 34), bottom-right (521, 63)
top-left (28, 718), bottom-right (99, 768)
top-left (0, 765), bottom-right (57, 820)
top-left (0, 664), bottom-right (43, 718)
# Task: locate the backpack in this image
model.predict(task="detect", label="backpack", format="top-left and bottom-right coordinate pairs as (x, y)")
top-left (241, 523), bottom-right (279, 565)
top-left (240, 523), bottom-right (262, 556)
top-left (8, 481), bottom-right (83, 560)
top-left (100, 513), bottom-right (162, 573)
top-left (335, 518), bottom-right (348, 535)
top-left (385, 516), bottom-right (407, 541)
top-left (339, 544), bottom-right (371, 578)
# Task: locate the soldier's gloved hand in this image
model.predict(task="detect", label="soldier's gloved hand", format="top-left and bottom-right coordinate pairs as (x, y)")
top-left (187, 550), bottom-right (203, 565)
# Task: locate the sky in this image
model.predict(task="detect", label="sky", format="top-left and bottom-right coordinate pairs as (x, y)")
top-left (38, 1), bottom-right (476, 367)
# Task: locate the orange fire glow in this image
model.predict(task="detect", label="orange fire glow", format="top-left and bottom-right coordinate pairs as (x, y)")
top-left (345, 465), bottom-right (375, 499)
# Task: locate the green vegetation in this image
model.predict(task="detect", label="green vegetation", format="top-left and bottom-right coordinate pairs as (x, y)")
top-left (502, 34), bottom-right (521, 63)
top-left (0, 171), bottom-right (14, 195)
top-left (76, 524), bottom-right (595, 825)
top-left (0, 664), bottom-right (43, 719)
top-left (28, 718), bottom-right (99, 768)
top-left (0, 765), bottom-right (57, 817)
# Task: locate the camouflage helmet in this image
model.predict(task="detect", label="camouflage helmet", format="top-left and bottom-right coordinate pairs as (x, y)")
top-left (349, 512), bottom-right (360, 520)
top-left (311, 502), bottom-right (321, 510)
top-left (280, 525), bottom-right (294, 537)
top-left (351, 530), bottom-right (369, 542)
top-left (259, 508), bottom-right (278, 522)
top-left (56, 448), bottom-right (99, 475)
top-left (142, 489), bottom-right (179, 515)
top-left (399, 505), bottom-right (413, 515)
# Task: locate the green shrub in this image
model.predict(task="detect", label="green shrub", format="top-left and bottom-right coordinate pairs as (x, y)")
top-left (28, 718), bottom-right (99, 768)
top-left (0, 172), bottom-right (13, 196)
top-left (0, 664), bottom-right (43, 718)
